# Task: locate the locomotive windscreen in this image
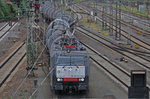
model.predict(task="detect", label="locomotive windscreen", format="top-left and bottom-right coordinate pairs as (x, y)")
top-left (56, 56), bottom-right (85, 66)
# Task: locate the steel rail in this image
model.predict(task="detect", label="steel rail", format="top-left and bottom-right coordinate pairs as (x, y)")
top-left (0, 42), bottom-right (25, 69)
top-left (76, 5), bottom-right (150, 52)
top-left (0, 23), bottom-right (9, 31)
top-left (0, 53), bottom-right (26, 87)
top-left (0, 22), bottom-right (17, 40)
top-left (77, 28), bottom-right (150, 91)
top-left (76, 27), bottom-right (150, 71)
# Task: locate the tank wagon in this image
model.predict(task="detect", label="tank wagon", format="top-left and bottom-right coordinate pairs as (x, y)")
top-left (41, 1), bottom-right (74, 23)
top-left (42, 1), bottom-right (89, 93)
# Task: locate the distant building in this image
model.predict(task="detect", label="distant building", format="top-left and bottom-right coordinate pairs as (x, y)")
top-left (139, 5), bottom-right (146, 12)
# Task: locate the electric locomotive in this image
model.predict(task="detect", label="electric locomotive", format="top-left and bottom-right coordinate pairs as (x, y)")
top-left (42, 1), bottom-right (90, 93)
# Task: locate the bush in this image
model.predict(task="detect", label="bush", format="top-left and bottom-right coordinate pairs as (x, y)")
top-left (0, 9), bottom-right (5, 19)
top-left (0, 1), bottom-right (12, 19)
top-left (0, 1), bottom-right (19, 19)
top-left (12, 3), bottom-right (18, 13)
top-left (0, 0), bottom-right (26, 20)
top-left (21, 0), bottom-right (27, 13)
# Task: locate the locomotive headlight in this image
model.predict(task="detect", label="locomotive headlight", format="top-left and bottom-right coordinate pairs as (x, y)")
top-left (57, 78), bottom-right (63, 81)
top-left (79, 78), bottom-right (84, 81)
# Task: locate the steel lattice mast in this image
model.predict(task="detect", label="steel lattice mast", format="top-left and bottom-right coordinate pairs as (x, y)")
top-left (26, 0), bottom-right (37, 76)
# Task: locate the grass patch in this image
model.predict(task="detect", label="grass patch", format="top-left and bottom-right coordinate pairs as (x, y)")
top-left (81, 17), bottom-right (110, 36)
top-left (112, 4), bottom-right (149, 18)
top-left (65, 8), bottom-right (71, 12)
top-left (73, 0), bottom-right (83, 3)
top-left (102, 32), bottom-right (110, 36)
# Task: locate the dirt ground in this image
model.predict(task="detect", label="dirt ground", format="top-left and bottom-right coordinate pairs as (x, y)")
top-left (0, 15), bottom-right (49, 98)
top-left (0, 19), bottom-right (26, 63)
top-left (0, 60), bottom-right (37, 99)
top-left (0, 17), bottom-right (37, 99)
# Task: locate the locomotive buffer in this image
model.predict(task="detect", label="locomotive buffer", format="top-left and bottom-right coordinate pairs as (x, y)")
top-left (128, 70), bottom-right (149, 99)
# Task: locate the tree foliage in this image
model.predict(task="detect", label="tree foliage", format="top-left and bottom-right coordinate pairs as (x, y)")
top-left (0, 0), bottom-right (27, 20)
top-left (0, 1), bottom-right (12, 18)
top-left (0, 0), bottom-right (24, 19)
top-left (0, 9), bottom-right (5, 18)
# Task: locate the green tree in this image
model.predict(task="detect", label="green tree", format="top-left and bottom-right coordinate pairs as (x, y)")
top-left (0, 9), bottom-right (5, 19)
top-left (0, 1), bottom-right (11, 19)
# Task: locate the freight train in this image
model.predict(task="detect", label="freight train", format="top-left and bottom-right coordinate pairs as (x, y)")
top-left (41, 1), bottom-right (89, 93)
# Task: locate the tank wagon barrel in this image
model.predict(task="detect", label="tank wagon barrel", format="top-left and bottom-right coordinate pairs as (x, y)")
top-left (41, 1), bottom-right (74, 24)
top-left (42, 1), bottom-right (89, 93)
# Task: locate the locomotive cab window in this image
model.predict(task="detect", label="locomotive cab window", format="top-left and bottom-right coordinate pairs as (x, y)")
top-left (56, 56), bottom-right (85, 66)
top-left (71, 57), bottom-right (84, 66)
top-left (56, 56), bottom-right (70, 66)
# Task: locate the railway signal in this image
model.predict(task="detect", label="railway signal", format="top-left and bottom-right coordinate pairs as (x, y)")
top-left (34, 0), bottom-right (40, 14)
top-left (17, 0), bottom-right (21, 7)
top-left (34, 0), bottom-right (40, 23)
top-left (128, 70), bottom-right (149, 99)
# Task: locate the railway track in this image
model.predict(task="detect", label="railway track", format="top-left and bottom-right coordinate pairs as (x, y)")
top-left (119, 8), bottom-right (150, 26)
top-left (71, 4), bottom-right (150, 69)
top-left (0, 22), bottom-right (17, 40)
top-left (70, 4), bottom-right (150, 89)
top-left (84, 4), bottom-right (150, 33)
top-left (73, 4), bottom-right (148, 60)
top-left (98, 9), bottom-right (150, 35)
top-left (83, 41), bottom-right (150, 92)
top-left (70, 6), bottom-right (83, 21)
top-left (75, 27), bottom-right (150, 91)
top-left (83, 42), bottom-right (129, 89)
top-left (0, 42), bottom-right (26, 88)
top-left (76, 26), bottom-right (150, 83)
top-left (0, 23), bottom-right (9, 31)
top-left (0, 42), bottom-right (25, 68)
top-left (76, 27), bottom-right (150, 71)
top-left (75, 4), bottom-right (150, 52)
top-left (96, 17), bottom-right (150, 52)
top-left (88, 3), bottom-right (150, 27)
top-left (121, 13), bottom-right (150, 28)
top-left (92, 7), bottom-right (150, 34)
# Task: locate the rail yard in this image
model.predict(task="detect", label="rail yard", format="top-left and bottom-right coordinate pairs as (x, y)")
top-left (0, 0), bottom-right (150, 99)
